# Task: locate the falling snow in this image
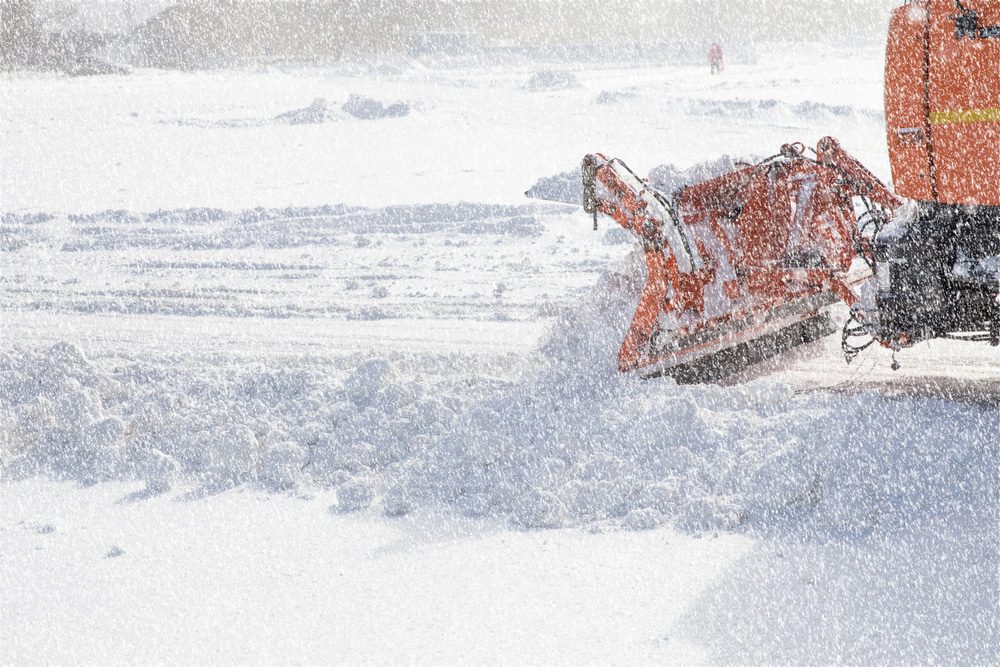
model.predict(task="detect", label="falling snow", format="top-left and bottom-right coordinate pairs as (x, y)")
top-left (1, 1), bottom-right (998, 665)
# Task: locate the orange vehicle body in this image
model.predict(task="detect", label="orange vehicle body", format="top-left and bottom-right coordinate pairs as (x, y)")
top-left (582, 140), bottom-right (900, 374)
top-left (886, 0), bottom-right (1000, 206)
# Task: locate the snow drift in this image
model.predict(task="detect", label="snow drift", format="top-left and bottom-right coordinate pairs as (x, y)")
top-left (341, 94), bottom-right (410, 120)
top-left (2, 253), bottom-right (995, 538)
top-left (167, 95), bottom-right (410, 128)
top-left (525, 70), bottom-right (579, 91)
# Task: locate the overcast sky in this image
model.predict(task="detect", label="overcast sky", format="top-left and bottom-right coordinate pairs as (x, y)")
top-left (41, 0), bottom-right (898, 42)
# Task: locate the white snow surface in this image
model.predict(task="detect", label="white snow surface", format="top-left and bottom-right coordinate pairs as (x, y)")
top-left (2, 44), bottom-right (998, 664)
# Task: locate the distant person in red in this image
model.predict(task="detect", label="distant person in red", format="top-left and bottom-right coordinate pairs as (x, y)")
top-left (709, 43), bottom-right (724, 74)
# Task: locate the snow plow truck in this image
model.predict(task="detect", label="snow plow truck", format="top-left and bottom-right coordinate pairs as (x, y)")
top-left (577, 0), bottom-right (1000, 378)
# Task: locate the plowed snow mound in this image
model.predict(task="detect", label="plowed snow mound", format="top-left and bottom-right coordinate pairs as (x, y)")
top-left (274, 97), bottom-right (336, 124)
top-left (647, 155), bottom-right (765, 194)
top-left (525, 70), bottom-right (579, 91)
top-left (341, 94), bottom-right (410, 119)
top-left (3, 255), bottom-right (996, 536)
top-left (524, 168), bottom-right (583, 205)
top-left (165, 95), bottom-right (409, 127)
top-left (525, 155), bottom-right (762, 205)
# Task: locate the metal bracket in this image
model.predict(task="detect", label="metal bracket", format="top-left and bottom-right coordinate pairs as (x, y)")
top-left (952, 3), bottom-right (1000, 39)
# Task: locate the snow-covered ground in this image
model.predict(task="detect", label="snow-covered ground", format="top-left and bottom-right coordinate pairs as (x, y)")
top-left (2, 44), bottom-right (997, 664)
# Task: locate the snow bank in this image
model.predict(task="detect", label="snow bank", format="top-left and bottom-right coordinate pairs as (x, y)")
top-left (594, 88), bottom-right (639, 105)
top-left (525, 70), bottom-right (579, 91)
top-left (168, 95), bottom-right (409, 128)
top-left (3, 259), bottom-right (995, 537)
top-left (273, 97), bottom-right (335, 125)
top-left (341, 95), bottom-right (410, 120)
top-left (524, 167), bottom-right (583, 206)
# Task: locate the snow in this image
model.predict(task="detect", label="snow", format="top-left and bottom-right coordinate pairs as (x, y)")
top-left (524, 153), bottom-right (765, 207)
top-left (955, 249), bottom-right (1000, 282)
top-left (1, 479), bottom-right (745, 664)
top-left (341, 94), bottom-right (410, 120)
top-left (525, 69), bottom-right (580, 91)
top-left (2, 42), bottom-right (998, 663)
top-left (3, 294), bottom-right (995, 535)
top-left (273, 97), bottom-right (336, 125)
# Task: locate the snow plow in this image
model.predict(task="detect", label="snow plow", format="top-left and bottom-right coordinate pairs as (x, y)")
top-left (573, 0), bottom-right (999, 378)
top-left (582, 139), bottom-right (901, 376)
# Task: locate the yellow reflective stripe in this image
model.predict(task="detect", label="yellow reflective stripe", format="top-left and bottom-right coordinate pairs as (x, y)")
top-left (929, 108), bottom-right (1000, 125)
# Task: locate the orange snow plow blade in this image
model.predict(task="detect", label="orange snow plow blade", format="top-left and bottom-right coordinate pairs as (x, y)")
top-left (582, 138), bottom-right (902, 377)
